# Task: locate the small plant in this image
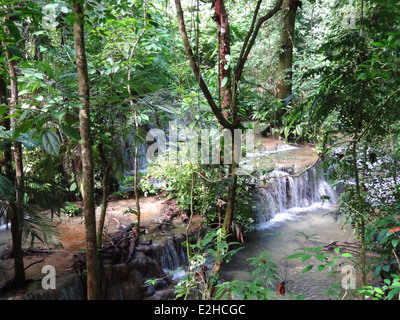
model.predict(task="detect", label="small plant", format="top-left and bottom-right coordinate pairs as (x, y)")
top-left (357, 274), bottom-right (400, 300)
top-left (174, 227), bottom-right (242, 300)
top-left (214, 250), bottom-right (282, 300)
top-left (62, 202), bottom-right (81, 217)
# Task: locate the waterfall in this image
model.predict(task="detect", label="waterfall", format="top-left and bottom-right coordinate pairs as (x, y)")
top-left (136, 234), bottom-right (188, 275)
top-left (255, 164), bottom-right (338, 228)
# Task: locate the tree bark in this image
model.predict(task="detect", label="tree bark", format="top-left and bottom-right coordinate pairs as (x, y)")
top-left (3, 41), bottom-right (26, 285)
top-left (96, 141), bottom-right (110, 248)
top-left (73, 0), bottom-right (101, 300)
top-left (276, 0), bottom-right (300, 102)
top-left (214, 0), bottom-right (232, 118)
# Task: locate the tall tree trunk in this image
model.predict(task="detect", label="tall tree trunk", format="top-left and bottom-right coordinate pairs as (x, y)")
top-left (126, 1), bottom-right (147, 237)
top-left (73, 0), bottom-right (101, 300)
top-left (3, 42), bottom-right (26, 285)
top-left (276, 0), bottom-right (300, 123)
top-left (214, 0), bottom-right (232, 118)
top-left (96, 141), bottom-right (110, 248)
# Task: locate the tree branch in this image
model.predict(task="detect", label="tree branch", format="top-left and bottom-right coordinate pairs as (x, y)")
top-left (174, 0), bottom-right (232, 129)
top-left (237, 0), bottom-right (263, 67)
top-left (234, 0), bottom-right (283, 81)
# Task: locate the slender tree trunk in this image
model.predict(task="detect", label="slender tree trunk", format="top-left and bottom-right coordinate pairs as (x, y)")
top-left (214, 0), bottom-right (232, 117)
top-left (133, 129), bottom-right (141, 237)
top-left (276, 0), bottom-right (300, 123)
top-left (352, 141), bottom-right (366, 290)
top-left (126, 1), bottom-right (147, 237)
top-left (3, 42), bottom-right (26, 285)
top-left (96, 141), bottom-right (110, 248)
top-left (277, 0), bottom-right (300, 99)
top-left (73, 0), bottom-right (101, 300)
top-left (353, 95), bottom-right (366, 294)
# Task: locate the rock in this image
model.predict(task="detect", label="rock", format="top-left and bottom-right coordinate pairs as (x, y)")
top-left (101, 264), bottom-right (144, 300)
top-left (143, 288), bottom-right (176, 300)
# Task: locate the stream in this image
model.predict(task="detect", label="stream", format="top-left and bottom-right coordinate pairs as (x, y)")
top-left (221, 204), bottom-right (355, 300)
top-left (221, 144), bottom-right (357, 300)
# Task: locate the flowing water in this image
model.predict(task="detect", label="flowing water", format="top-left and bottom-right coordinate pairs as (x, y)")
top-left (221, 205), bottom-right (355, 300)
top-left (221, 145), bottom-right (357, 300)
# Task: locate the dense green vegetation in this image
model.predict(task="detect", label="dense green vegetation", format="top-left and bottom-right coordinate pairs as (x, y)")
top-left (0, 0), bottom-right (399, 300)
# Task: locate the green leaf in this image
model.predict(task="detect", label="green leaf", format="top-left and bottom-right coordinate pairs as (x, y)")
top-left (41, 130), bottom-right (60, 156)
top-left (313, 246), bottom-right (324, 253)
top-left (0, 107), bottom-right (9, 117)
top-left (286, 253), bottom-right (306, 259)
top-left (334, 247), bottom-right (340, 254)
top-left (221, 77), bottom-right (228, 87)
top-left (7, 45), bottom-right (23, 59)
top-left (301, 254), bottom-right (312, 262)
top-left (39, 61), bottom-right (54, 79)
top-left (69, 182), bottom-right (77, 192)
top-left (382, 264), bottom-right (391, 272)
top-left (341, 253), bottom-right (353, 258)
top-left (318, 264), bottom-right (325, 272)
top-left (315, 253), bottom-right (328, 262)
top-left (62, 125), bottom-right (81, 142)
top-left (373, 266), bottom-right (381, 279)
top-left (5, 19), bottom-right (22, 42)
top-left (392, 239), bottom-right (399, 248)
top-left (302, 265), bottom-right (313, 274)
top-left (12, 119), bottom-right (35, 140)
top-left (284, 126), bottom-right (290, 139)
top-left (387, 288), bottom-right (400, 300)
top-left (0, 174), bottom-right (15, 199)
top-left (52, 110), bottom-right (67, 122)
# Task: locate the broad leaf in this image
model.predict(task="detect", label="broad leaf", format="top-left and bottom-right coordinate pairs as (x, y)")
top-left (62, 125), bottom-right (81, 142)
top-left (5, 19), bottom-right (22, 42)
top-left (388, 288), bottom-right (400, 300)
top-left (41, 130), bottom-right (60, 156)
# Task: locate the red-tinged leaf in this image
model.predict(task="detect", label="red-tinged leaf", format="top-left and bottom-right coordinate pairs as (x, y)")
top-left (389, 227), bottom-right (400, 233)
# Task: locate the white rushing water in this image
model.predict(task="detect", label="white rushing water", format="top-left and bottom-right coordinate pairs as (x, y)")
top-left (221, 143), bottom-right (357, 300)
top-left (254, 165), bottom-right (338, 229)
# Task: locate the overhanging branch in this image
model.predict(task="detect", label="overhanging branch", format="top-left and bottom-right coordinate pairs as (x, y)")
top-left (174, 0), bottom-right (232, 129)
top-left (234, 0), bottom-right (283, 81)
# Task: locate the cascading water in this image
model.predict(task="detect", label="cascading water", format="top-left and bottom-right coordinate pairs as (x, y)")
top-left (254, 165), bottom-right (338, 228)
top-left (221, 141), bottom-right (358, 300)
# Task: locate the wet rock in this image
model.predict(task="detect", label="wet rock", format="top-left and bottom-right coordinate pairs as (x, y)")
top-left (102, 264), bottom-right (144, 300)
top-left (143, 288), bottom-right (176, 300)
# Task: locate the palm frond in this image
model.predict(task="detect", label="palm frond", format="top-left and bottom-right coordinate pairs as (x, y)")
top-left (0, 174), bottom-right (16, 201)
top-left (20, 203), bottom-right (62, 249)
